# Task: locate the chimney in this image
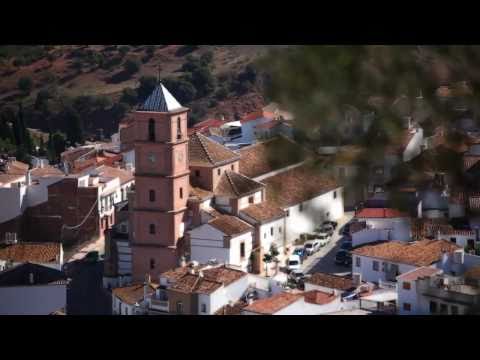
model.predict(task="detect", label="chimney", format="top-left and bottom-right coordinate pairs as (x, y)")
top-left (179, 256), bottom-right (187, 268)
top-left (29, 272), bottom-right (34, 285)
top-left (198, 271), bottom-right (204, 278)
top-left (352, 273), bottom-right (362, 287)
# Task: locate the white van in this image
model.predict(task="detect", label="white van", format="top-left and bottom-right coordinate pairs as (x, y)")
top-left (287, 254), bottom-right (302, 272)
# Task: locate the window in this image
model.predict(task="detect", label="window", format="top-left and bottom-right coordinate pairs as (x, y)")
top-left (240, 242), bottom-right (245, 259)
top-left (279, 226), bottom-right (282, 234)
top-left (149, 190), bottom-right (156, 202)
top-left (176, 301), bottom-right (184, 314)
top-left (270, 227), bottom-right (274, 236)
top-left (149, 224), bottom-right (156, 234)
top-left (286, 210), bottom-right (290, 217)
top-left (177, 117), bottom-right (182, 140)
top-left (355, 257), bottom-right (361, 267)
top-left (264, 233), bottom-right (267, 239)
top-left (372, 261), bottom-right (379, 271)
top-left (429, 301), bottom-right (437, 314)
top-left (195, 170), bottom-right (200, 177)
top-left (403, 303), bottom-right (411, 312)
top-left (148, 119), bottom-right (155, 141)
top-left (231, 165), bottom-right (235, 171)
top-left (333, 191), bottom-right (337, 199)
top-left (248, 196), bottom-right (254, 204)
top-left (299, 203), bottom-right (304, 212)
top-left (179, 187), bottom-right (183, 199)
top-left (201, 304), bottom-right (207, 313)
top-left (451, 305), bottom-right (459, 315)
top-left (217, 168), bottom-right (221, 176)
top-left (402, 281), bottom-right (411, 290)
top-left (450, 237), bottom-right (457, 244)
top-left (440, 303), bottom-right (448, 314)
top-left (150, 258), bottom-right (156, 270)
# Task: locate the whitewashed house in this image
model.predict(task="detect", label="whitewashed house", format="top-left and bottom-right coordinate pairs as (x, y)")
top-left (112, 280), bottom-right (157, 315)
top-left (242, 290), bottom-right (344, 315)
top-left (351, 239), bottom-right (460, 284)
top-left (0, 242), bottom-right (63, 271)
top-left (0, 262), bottom-right (68, 315)
top-left (189, 214), bottom-right (254, 272)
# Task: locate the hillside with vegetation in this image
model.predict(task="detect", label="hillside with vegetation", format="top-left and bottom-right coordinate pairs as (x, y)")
top-left (0, 45), bottom-right (272, 162)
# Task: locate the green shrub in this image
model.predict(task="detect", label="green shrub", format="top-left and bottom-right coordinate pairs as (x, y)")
top-left (123, 58), bottom-right (140, 75)
top-left (18, 76), bottom-right (33, 94)
top-left (120, 88), bottom-right (138, 106)
top-left (118, 45), bottom-right (131, 57)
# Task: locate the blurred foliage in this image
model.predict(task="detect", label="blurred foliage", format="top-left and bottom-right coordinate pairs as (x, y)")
top-left (260, 45), bottom-right (480, 211)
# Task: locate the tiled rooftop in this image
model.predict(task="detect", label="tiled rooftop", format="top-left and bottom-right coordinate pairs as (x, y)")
top-left (305, 272), bottom-right (356, 291)
top-left (397, 266), bottom-right (442, 282)
top-left (352, 239), bottom-right (460, 267)
top-left (239, 137), bottom-right (307, 179)
top-left (263, 163), bottom-right (339, 209)
top-left (303, 290), bottom-right (337, 305)
top-left (112, 283), bottom-right (157, 305)
top-left (355, 208), bottom-right (408, 219)
top-left (0, 242), bottom-right (61, 264)
top-left (240, 202), bottom-right (285, 223)
top-left (243, 292), bottom-right (302, 314)
top-left (189, 132), bottom-right (240, 167)
top-left (214, 171), bottom-right (265, 198)
top-left (208, 214), bottom-right (253, 236)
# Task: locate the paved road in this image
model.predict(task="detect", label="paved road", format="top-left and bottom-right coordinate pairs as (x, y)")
top-left (303, 212), bottom-right (354, 276)
top-left (66, 260), bottom-right (112, 315)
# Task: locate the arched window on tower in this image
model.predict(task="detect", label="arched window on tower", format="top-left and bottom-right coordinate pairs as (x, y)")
top-left (177, 117), bottom-right (182, 140)
top-left (149, 224), bottom-right (156, 234)
top-left (150, 258), bottom-right (156, 270)
top-left (149, 190), bottom-right (156, 202)
top-left (148, 119), bottom-right (155, 142)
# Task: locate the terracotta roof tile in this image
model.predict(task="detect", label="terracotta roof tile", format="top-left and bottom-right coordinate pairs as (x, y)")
top-left (214, 171), bottom-right (264, 198)
top-left (0, 243), bottom-right (61, 264)
top-left (243, 292), bottom-right (302, 314)
top-left (241, 110), bottom-right (276, 124)
top-left (263, 164), bottom-right (340, 209)
top-left (355, 208), bottom-right (408, 219)
top-left (95, 165), bottom-right (134, 185)
top-left (189, 132), bottom-right (240, 167)
top-left (170, 266), bottom-right (247, 295)
top-left (208, 214), bottom-right (253, 236)
top-left (303, 290), bottom-right (337, 305)
top-left (112, 283), bottom-right (156, 305)
top-left (239, 137), bottom-right (308, 179)
top-left (189, 186), bottom-right (214, 201)
top-left (352, 240), bottom-right (460, 267)
top-left (30, 166), bottom-right (64, 178)
top-left (305, 273), bottom-right (355, 291)
top-left (397, 266), bottom-right (442, 282)
top-left (240, 202), bottom-right (285, 223)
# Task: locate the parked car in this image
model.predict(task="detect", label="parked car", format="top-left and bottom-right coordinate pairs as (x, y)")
top-left (335, 250), bottom-right (352, 266)
top-left (341, 291), bottom-right (358, 301)
top-left (304, 240), bottom-right (321, 255)
top-left (288, 270), bottom-right (310, 290)
top-left (323, 220), bottom-right (338, 230)
top-left (287, 255), bottom-right (302, 272)
top-left (292, 247), bottom-right (307, 263)
top-left (316, 232), bottom-right (331, 246)
top-left (320, 224), bottom-right (334, 236)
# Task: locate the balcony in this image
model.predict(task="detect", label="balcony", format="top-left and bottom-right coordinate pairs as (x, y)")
top-left (418, 276), bottom-right (480, 306)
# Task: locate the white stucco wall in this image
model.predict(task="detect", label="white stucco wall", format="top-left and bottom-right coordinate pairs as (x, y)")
top-left (26, 176), bottom-right (64, 208)
top-left (0, 284), bottom-right (67, 315)
top-left (355, 217), bottom-right (411, 242)
top-left (189, 224), bottom-right (253, 270)
top-left (238, 191), bottom-right (263, 211)
top-left (284, 187), bottom-right (344, 244)
top-left (403, 128), bottom-right (424, 162)
top-left (0, 185), bottom-right (26, 223)
top-left (258, 218), bottom-right (286, 252)
top-left (352, 255), bottom-right (417, 283)
top-left (112, 294), bottom-right (136, 315)
top-left (199, 275), bottom-right (250, 315)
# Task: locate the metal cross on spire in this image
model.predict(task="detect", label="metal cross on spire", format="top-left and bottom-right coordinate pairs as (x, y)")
top-left (157, 64), bottom-right (162, 84)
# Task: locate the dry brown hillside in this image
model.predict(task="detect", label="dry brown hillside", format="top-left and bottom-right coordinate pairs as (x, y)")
top-left (0, 45), bottom-right (273, 137)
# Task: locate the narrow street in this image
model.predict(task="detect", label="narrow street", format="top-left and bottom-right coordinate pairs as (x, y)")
top-left (302, 211), bottom-right (354, 276)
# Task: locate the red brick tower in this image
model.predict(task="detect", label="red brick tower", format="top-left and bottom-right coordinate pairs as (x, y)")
top-left (131, 83), bottom-right (190, 281)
